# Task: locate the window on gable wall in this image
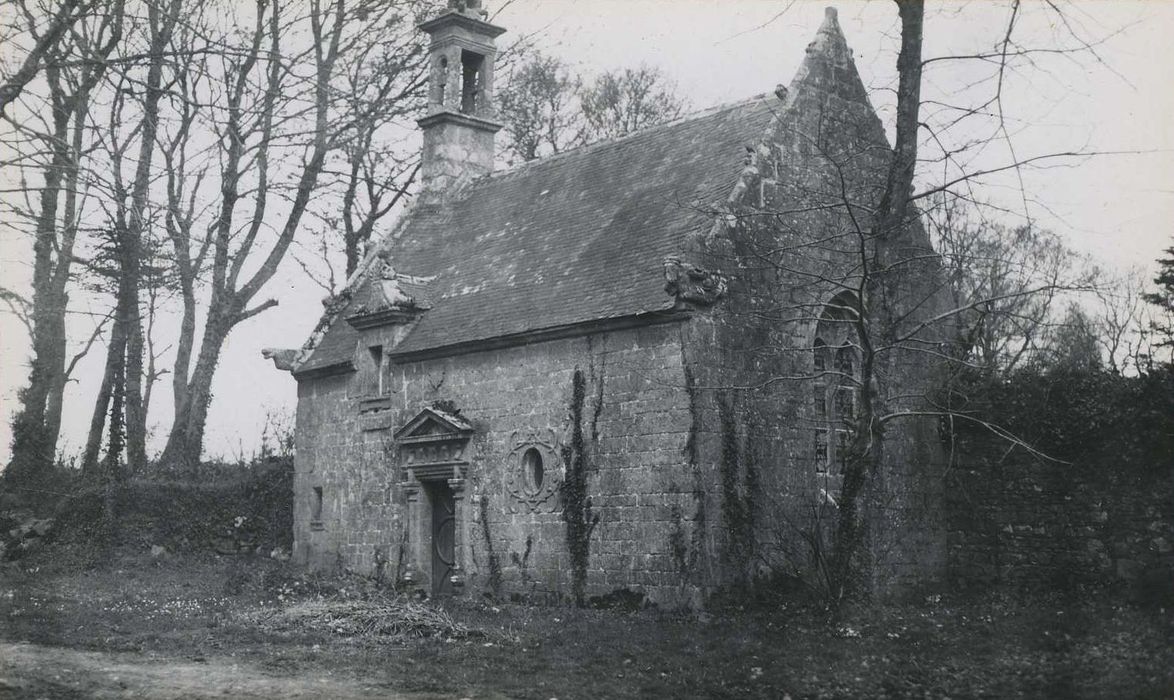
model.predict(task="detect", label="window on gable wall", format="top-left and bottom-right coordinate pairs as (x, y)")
top-left (812, 293), bottom-right (861, 476)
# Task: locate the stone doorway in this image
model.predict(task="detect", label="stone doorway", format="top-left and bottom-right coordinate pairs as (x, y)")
top-left (394, 406), bottom-right (473, 597)
top-left (425, 480), bottom-right (456, 597)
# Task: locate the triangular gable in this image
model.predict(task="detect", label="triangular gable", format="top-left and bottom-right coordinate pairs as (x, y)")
top-left (393, 407), bottom-right (474, 442)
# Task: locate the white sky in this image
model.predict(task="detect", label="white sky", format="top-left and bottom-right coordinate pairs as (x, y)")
top-left (2, 0), bottom-right (1172, 463)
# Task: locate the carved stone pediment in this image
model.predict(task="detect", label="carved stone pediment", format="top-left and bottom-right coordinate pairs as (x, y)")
top-left (394, 407), bottom-right (474, 482)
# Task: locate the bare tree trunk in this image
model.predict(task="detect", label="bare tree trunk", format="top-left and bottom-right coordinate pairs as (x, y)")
top-left (7, 1), bottom-right (123, 483)
top-left (82, 349), bottom-right (115, 475)
top-left (875, 0), bottom-right (924, 239)
top-left (116, 0), bottom-right (182, 472)
top-left (162, 0), bottom-right (341, 469)
top-left (102, 300), bottom-right (127, 526)
top-left (164, 314), bottom-right (231, 471)
top-left (7, 64), bottom-right (71, 483)
top-left (828, 0), bottom-right (924, 599)
top-left (43, 75), bottom-right (99, 446)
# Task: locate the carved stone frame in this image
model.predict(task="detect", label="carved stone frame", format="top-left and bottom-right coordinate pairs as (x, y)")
top-left (393, 407), bottom-right (474, 595)
top-left (503, 428), bottom-right (563, 514)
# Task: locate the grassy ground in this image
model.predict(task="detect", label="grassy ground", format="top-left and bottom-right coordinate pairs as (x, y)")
top-left (1, 548), bottom-right (1171, 699)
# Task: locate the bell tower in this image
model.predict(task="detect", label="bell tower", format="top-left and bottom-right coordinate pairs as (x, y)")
top-left (417, 0), bottom-right (506, 191)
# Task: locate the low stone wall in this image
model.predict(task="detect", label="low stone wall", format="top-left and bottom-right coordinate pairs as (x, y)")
top-left (946, 438), bottom-right (1173, 594)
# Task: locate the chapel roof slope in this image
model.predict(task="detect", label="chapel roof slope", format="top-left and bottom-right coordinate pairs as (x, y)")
top-left (294, 6), bottom-right (882, 374)
top-left (296, 95), bottom-right (779, 372)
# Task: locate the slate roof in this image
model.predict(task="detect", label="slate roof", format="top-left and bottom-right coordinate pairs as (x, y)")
top-left (296, 95), bottom-right (778, 373)
top-left (293, 7), bottom-right (876, 375)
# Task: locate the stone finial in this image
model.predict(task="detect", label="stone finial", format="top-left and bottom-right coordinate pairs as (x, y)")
top-left (774, 84), bottom-right (788, 101)
top-left (805, 4), bottom-right (853, 66)
top-left (448, 0), bottom-right (488, 20)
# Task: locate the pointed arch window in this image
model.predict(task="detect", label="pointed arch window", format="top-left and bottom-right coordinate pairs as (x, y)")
top-left (811, 292), bottom-right (862, 475)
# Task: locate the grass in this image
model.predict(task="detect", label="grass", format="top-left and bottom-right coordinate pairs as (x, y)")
top-left (2, 547), bottom-right (1172, 699)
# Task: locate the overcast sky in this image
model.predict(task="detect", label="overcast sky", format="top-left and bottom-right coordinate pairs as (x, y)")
top-left (1, 0), bottom-right (1172, 464)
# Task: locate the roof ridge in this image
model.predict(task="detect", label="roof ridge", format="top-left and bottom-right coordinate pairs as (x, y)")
top-left (482, 92), bottom-right (775, 182)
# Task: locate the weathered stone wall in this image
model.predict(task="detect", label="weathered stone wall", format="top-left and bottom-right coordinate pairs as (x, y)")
top-left (946, 438), bottom-right (1174, 593)
top-left (293, 321), bottom-right (713, 607)
top-left (679, 9), bottom-right (950, 594)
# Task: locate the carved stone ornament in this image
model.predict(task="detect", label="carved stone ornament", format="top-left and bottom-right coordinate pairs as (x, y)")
top-left (447, 0), bottom-right (487, 19)
top-left (261, 347), bottom-right (302, 372)
top-left (663, 256), bottom-right (727, 306)
top-left (346, 258), bottom-right (435, 330)
top-left (503, 428), bottom-right (563, 514)
top-left (394, 407), bottom-right (474, 483)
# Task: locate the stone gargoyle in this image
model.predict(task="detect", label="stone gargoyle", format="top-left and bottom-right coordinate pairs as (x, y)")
top-left (663, 256), bottom-right (727, 306)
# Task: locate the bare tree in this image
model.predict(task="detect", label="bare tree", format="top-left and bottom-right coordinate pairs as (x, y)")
top-left (297, 4), bottom-right (436, 286)
top-left (1090, 267), bottom-right (1149, 375)
top-left (496, 52), bottom-right (687, 164)
top-left (3, 0), bottom-right (123, 483)
top-left (496, 51), bottom-right (582, 162)
top-left (927, 193), bottom-right (1088, 375)
top-left (5, 0), bottom-right (443, 477)
top-left (0, 0), bottom-right (89, 116)
top-left (580, 65), bottom-right (687, 141)
top-left (159, 0), bottom-right (444, 469)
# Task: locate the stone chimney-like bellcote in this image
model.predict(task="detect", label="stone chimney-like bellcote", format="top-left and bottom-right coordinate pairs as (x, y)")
top-left (417, 1), bottom-right (506, 192)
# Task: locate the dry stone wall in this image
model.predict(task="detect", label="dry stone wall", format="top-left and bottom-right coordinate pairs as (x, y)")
top-left (946, 437), bottom-right (1174, 595)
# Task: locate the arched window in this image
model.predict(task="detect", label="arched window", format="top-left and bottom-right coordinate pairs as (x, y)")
top-left (812, 292), bottom-right (861, 475)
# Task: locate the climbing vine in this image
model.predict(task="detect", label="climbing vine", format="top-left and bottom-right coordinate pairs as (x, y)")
top-left (677, 363), bottom-right (707, 587)
top-left (717, 391), bottom-right (754, 579)
top-left (561, 368), bottom-right (599, 606)
top-left (478, 495), bottom-right (502, 596)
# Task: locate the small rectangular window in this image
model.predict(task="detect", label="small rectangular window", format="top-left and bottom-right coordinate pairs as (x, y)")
top-left (368, 345), bottom-right (383, 395)
top-left (312, 486), bottom-right (324, 522)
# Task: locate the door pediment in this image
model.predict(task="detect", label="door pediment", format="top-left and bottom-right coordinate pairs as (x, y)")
top-left (395, 407), bottom-right (474, 481)
top-left (394, 406), bottom-right (474, 442)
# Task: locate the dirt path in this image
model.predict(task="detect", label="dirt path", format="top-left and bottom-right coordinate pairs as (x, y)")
top-left (0, 642), bottom-right (468, 700)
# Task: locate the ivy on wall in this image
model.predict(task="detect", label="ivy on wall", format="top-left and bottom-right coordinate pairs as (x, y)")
top-left (561, 368), bottom-right (599, 606)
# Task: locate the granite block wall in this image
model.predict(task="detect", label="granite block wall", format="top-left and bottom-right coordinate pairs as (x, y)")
top-left (293, 321), bottom-right (718, 606)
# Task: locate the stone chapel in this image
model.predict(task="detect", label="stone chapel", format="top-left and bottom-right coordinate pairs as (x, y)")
top-left (266, 3), bottom-right (948, 606)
